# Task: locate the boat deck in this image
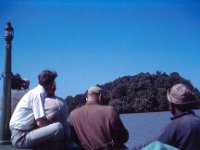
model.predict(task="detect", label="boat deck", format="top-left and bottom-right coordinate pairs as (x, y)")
top-left (0, 144), bottom-right (31, 150)
top-left (0, 143), bottom-right (79, 150)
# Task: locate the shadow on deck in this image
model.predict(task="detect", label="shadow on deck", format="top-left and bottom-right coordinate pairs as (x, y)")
top-left (0, 143), bottom-right (79, 150)
top-left (0, 144), bottom-right (32, 150)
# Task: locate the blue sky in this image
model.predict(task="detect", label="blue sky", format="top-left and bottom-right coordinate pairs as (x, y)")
top-left (0, 0), bottom-right (200, 98)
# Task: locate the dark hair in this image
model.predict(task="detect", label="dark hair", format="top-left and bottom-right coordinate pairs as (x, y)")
top-left (47, 84), bottom-right (56, 98)
top-left (12, 74), bottom-right (22, 89)
top-left (38, 70), bottom-right (57, 87)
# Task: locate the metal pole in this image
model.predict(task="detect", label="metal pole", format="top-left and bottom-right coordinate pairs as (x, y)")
top-left (0, 22), bottom-right (13, 144)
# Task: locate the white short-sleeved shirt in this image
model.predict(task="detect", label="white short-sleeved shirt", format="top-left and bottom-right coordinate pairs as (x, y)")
top-left (10, 84), bottom-right (47, 130)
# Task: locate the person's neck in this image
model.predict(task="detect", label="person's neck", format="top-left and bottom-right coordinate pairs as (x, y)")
top-left (173, 109), bottom-right (192, 118)
top-left (87, 100), bottom-right (100, 104)
top-left (174, 109), bottom-right (184, 117)
top-left (47, 94), bottom-right (55, 98)
top-left (12, 87), bottom-right (21, 90)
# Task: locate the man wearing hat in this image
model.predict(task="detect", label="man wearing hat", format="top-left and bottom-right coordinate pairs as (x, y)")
top-left (70, 86), bottom-right (129, 150)
top-left (157, 83), bottom-right (200, 150)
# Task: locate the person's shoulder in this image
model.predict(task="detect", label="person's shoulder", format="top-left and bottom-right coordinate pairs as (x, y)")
top-left (45, 96), bottom-right (65, 105)
top-left (167, 114), bottom-right (195, 130)
top-left (55, 96), bottom-right (65, 102)
top-left (12, 89), bottom-right (27, 95)
top-left (97, 105), bottom-right (116, 114)
top-left (70, 105), bottom-right (86, 116)
top-left (33, 84), bottom-right (45, 94)
top-left (70, 108), bottom-right (77, 118)
top-left (55, 96), bottom-right (64, 100)
top-left (55, 96), bottom-right (67, 106)
top-left (102, 105), bottom-right (115, 110)
top-left (74, 104), bottom-right (86, 111)
top-left (178, 113), bottom-right (200, 126)
top-left (20, 88), bottom-right (33, 99)
top-left (24, 86), bottom-right (42, 98)
top-left (99, 105), bottom-right (119, 119)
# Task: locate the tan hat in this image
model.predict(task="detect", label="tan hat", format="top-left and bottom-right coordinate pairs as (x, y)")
top-left (167, 83), bottom-right (199, 105)
top-left (88, 86), bottom-right (103, 95)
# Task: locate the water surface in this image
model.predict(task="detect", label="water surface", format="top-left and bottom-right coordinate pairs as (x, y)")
top-left (1, 109), bottom-right (200, 149)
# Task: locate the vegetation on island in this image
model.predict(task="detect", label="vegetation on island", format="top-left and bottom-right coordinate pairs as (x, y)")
top-left (66, 71), bottom-right (200, 113)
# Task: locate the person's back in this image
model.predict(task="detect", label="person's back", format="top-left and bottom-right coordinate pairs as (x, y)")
top-left (71, 103), bottom-right (113, 149)
top-left (158, 111), bottom-right (200, 150)
top-left (11, 73), bottom-right (30, 114)
top-left (10, 85), bottom-right (45, 130)
top-left (178, 113), bottom-right (200, 150)
top-left (70, 87), bottom-right (129, 150)
top-left (45, 96), bottom-right (68, 125)
top-left (44, 82), bottom-right (70, 142)
top-left (11, 89), bottom-right (27, 114)
top-left (157, 83), bottom-right (200, 150)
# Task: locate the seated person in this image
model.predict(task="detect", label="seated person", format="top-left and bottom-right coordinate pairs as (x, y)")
top-left (10, 70), bottom-right (66, 149)
top-left (70, 86), bottom-right (129, 150)
top-left (11, 73), bottom-right (30, 114)
top-left (133, 83), bottom-right (200, 150)
top-left (44, 83), bottom-right (70, 139)
top-left (157, 83), bottom-right (200, 150)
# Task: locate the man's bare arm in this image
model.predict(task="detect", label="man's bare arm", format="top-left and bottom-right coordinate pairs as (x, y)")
top-left (36, 117), bottom-right (50, 128)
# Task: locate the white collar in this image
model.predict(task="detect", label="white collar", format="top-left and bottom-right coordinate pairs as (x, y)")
top-left (37, 84), bottom-right (45, 91)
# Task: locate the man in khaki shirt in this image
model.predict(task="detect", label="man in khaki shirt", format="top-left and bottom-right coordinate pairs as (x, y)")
top-left (70, 86), bottom-right (129, 150)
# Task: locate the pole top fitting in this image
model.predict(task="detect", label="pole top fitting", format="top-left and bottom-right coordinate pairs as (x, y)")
top-left (4, 22), bottom-right (14, 41)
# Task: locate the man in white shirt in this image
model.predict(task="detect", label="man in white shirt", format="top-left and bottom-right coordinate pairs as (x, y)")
top-left (10, 70), bottom-right (66, 149)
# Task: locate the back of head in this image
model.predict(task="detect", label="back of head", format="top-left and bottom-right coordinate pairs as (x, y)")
top-left (38, 70), bottom-right (57, 88)
top-left (87, 86), bottom-right (103, 103)
top-left (167, 83), bottom-right (199, 112)
top-left (12, 73), bottom-right (22, 90)
top-left (47, 83), bottom-right (56, 98)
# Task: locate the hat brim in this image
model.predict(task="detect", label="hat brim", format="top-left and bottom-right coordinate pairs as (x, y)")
top-left (167, 90), bottom-right (200, 105)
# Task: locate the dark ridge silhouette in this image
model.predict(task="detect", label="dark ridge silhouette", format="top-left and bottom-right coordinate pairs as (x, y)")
top-left (66, 71), bottom-right (200, 113)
